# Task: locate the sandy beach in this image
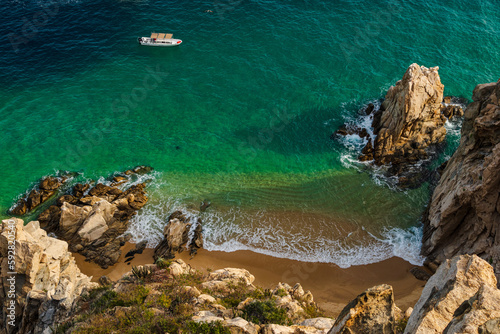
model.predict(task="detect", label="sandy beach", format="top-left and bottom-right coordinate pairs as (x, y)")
top-left (74, 243), bottom-right (425, 316)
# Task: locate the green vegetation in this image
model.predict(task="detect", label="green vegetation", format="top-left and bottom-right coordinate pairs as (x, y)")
top-left (241, 300), bottom-right (291, 325)
top-left (155, 257), bottom-right (171, 269)
top-left (186, 321), bottom-right (231, 334)
top-left (395, 317), bottom-right (408, 334)
top-left (57, 265), bottom-right (323, 334)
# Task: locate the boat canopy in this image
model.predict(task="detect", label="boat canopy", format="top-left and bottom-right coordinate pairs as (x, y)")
top-left (150, 33), bottom-right (173, 39)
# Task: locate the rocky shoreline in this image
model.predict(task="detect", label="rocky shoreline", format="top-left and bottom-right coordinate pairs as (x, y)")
top-left (2, 218), bottom-right (500, 334)
top-left (1, 66), bottom-right (500, 333)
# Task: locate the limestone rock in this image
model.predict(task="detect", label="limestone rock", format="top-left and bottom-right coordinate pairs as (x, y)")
top-left (404, 254), bottom-right (498, 334)
top-left (196, 294), bottom-right (217, 304)
top-left (208, 268), bottom-right (256, 286)
top-left (0, 218), bottom-right (96, 334)
top-left (300, 318), bottom-right (335, 330)
top-left (192, 310), bottom-right (224, 323)
top-left (261, 324), bottom-right (295, 334)
top-left (442, 285), bottom-right (500, 334)
top-left (224, 317), bottom-right (260, 334)
top-left (422, 79), bottom-right (500, 281)
top-left (328, 284), bottom-right (396, 334)
top-left (168, 259), bottom-right (195, 277)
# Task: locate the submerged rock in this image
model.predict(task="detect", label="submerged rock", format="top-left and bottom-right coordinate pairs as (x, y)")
top-left (0, 218), bottom-right (97, 334)
top-left (422, 79), bottom-right (500, 281)
top-left (9, 174), bottom-right (69, 215)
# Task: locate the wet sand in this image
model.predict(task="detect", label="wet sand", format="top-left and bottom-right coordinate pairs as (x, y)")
top-left (74, 244), bottom-right (425, 316)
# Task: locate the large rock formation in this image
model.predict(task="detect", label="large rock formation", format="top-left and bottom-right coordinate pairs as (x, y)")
top-left (363, 64), bottom-right (447, 166)
top-left (422, 79), bottom-right (500, 280)
top-left (404, 255), bottom-right (500, 334)
top-left (327, 284), bottom-right (396, 334)
top-left (38, 180), bottom-right (149, 268)
top-left (0, 218), bottom-right (97, 334)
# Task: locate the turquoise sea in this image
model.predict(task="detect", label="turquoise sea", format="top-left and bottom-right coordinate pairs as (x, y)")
top-left (1, 0), bottom-right (499, 267)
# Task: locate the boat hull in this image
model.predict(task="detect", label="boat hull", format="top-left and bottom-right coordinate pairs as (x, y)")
top-left (138, 37), bottom-right (182, 47)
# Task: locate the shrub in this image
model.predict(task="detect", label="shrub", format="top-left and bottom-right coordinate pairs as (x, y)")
top-left (155, 257), bottom-right (171, 269)
top-left (241, 300), bottom-right (290, 325)
top-left (186, 321), bottom-right (230, 334)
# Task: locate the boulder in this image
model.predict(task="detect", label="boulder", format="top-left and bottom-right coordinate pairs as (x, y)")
top-left (300, 318), bottom-right (335, 330)
top-left (422, 79), bottom-right (500, 281)
top-left (168, 259), bottom-right (195, 277)
top-left (328, 284), bottom-right (396, 334)
top-left (0, 218), bottom-right (97, 334)
top-left (442, 285), bottom-right (500, 334)
top-left (191, 310), bottom-right (224, 323)
top-left (261, 324), bottom-right (295, 334)
top-left (224, 317), bottom-right (260, 334)
top-left (404, 255), bottom-right (498, 334)
top-left (196, 294), bottom-right (217, 304)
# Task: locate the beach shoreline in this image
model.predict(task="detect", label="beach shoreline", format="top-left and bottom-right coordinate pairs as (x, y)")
top-left (74, 243), bottom-right (424, 316)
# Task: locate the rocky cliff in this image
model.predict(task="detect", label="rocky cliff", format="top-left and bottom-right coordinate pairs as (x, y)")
top-left (422, 79), bottom-right (500, 282)
top-left (0, 218), bottom-right (97, 334)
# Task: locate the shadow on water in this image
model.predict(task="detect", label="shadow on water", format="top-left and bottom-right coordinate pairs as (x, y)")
top-left (231, 104), bottom-right (354, 157)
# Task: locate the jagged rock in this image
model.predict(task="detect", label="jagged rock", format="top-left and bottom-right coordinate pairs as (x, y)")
top-left (404, 255), bottom-right (498, 334)
top-left (73, 183), bottom-right (90, 198)
top-left (479, 318), bottom-right (500, 334)
top-left (154, 211), bottom-right (192, 260)
top-left (0, 218), bottom-right (97, 334)
top-left (422, 79), bottom-right (500, 281)
top-left (37, 181), bottom-right (149, 268)
top-left (10, 175), bottom-right (68, 215)
top-left (442, 285), bottom-right (500, 333)
top-left (441, 104), bottom-right (464, 120)
top-left (59, 202), bottom-right (92, 239)
top-left (328, 284), bottom-right (396, 334)
top-left (367, 64), bottom-right (446, 166)
top-left (168, 259), bottom-right (195, 277)
top-left (189, 219), bottom-right (203, 256)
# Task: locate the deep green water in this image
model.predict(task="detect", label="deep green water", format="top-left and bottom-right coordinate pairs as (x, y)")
top-left (1, 0), bottom-right (499, 266)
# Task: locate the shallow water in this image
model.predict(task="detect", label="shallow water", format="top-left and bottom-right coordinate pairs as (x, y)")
top-left (1, 0), bottom-right (499, 267)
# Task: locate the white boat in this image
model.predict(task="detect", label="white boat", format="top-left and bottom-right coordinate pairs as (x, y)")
top-left (137, 33), bottom-right (182, 47)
